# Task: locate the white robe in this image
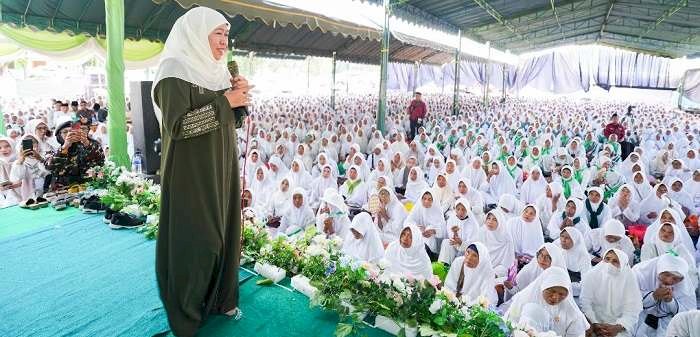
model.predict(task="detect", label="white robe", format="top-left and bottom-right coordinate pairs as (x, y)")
top-left (384, 224), bottom-right (433, 280)
top-left (443, 242), bottom-right (498, 305)
top-left (580, 249), bottom-right (642, 337)
top-left (506, 267), bottom-right (589, 337)
top-left (342, 212), bottom-right (384, 263)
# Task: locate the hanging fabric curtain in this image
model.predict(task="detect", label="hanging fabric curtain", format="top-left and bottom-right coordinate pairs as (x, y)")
top-left (0, 25), bottom-right (163, 69)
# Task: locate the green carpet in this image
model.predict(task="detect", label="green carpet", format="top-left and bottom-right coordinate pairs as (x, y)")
top-left (0, 208), bottom-right (394, 337)
top-left (197, 272), bottom-right (392, 337)
top-left (0, 205), bottom-right (80, 239)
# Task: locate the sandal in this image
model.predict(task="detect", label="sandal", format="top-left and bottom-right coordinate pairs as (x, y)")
top-left (35, 196), bottom-right (49, 208)
top-left (19, 199), bottom-right (36, 209)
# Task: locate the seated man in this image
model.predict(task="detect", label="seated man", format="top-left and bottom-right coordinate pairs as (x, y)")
top-left (46, 120), bottom-right (105, 190)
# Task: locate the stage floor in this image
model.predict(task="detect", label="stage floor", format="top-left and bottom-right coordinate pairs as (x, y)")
top-left (0, 207), bottom-right (390, 337)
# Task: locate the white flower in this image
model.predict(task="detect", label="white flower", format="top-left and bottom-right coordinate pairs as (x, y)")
top-left (439, 288), bottom-right (458, 304)
top-left (146, 215), bottom-right (159, 225)
top-left (512, 331), bottom-right (530, 337)
top-left (121, 204), bottom-right (143, 217)
top-left (428, 298), bottom-right (444, 314)
top-left (306, 245), bottom-right (325, 257)
top-left (377, 273), bottom-right (391, 285)
top-left (392, 277), bottom-right (406, 293)
top-left (312, 234), bottom-right (327, 245)
top-left (331, 236), bottom-right (343, 248)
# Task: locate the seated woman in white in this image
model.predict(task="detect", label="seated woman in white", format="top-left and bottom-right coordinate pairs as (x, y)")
top-left (506, 267), bottom-right (589, 337)
top-left (547, 198), bottom-right (590, 241)
top-left (385, 224), bottom-right (433, 280)
top-left (641, 222), bottom-right (699, 289)
top-left (497, 193), bottom-right (522, 220)
top-left (454, 178), bottom-right (485, 223)
top-left (266, 177), bottom-right (292, 219)
top-left (505, 243), bottom-right (566, 297)
top-left (404, 166), bottom-right (429, 203)
top-left (11, 135), bottom-right (49, 201)
top-left (508, 204), bottom-right (545, 264)
top-left (277, 188), bottom-right (315, 237)
top-left (461, 157), bottom-right (488, 193)
top-left (666, 310), bottom-right (700, 337)
top-left (286, 158), bottom-right (312, 190)
top-left (405, 188), bottom-right (446, 255)
top-left (536, 182), bottom-right (565, 239)
top-left (633, 254), bottom-right (697, 337)
top-left (643, 208), bottom-right (695, 252)
top-left (249, 166), bottom-right (273, 210)
top-left (582, 186), bottom-right (611, 231)
top-left (431, 172), bottom-right (454, 214)
top-left (608, 184), bottom-right (641, 226)
top-left (309, 164), bottom-right (338, 209)
top-left (315, 189), bottom-right (351, 238)
top-left (485, 161), bottom-right (518, 205)
top-left (581, 249), bottom-right (642, 337)
top-left (639, 183), bottom-right (672, 225)
top-left (557, 165), bottom-right (585, 200)
top-left (373, 186), bottom-right (407, 245)
top-left (437, 198), bottom-right (480, 265)
top-left (519, 166), bottom-right (547, 205)
top-left (339, 165), bottom-right (368, 207)
top-left (555, 227), bottom-right (591, 298)
top-left (585, 219), bottom-right (635, 265)
top-left (342, 212), bottom-right (384, 264)
top-left (444, 242), bottom-right (498, 305)
top-left (476, 210), bottom-right (515, 281)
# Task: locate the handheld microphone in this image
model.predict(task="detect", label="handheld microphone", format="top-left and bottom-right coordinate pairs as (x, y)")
top-left (227, 60), bottom-right (249, 118)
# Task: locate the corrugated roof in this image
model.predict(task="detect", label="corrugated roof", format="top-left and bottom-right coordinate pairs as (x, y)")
top-left (366, 0), bottom-right (700, 58)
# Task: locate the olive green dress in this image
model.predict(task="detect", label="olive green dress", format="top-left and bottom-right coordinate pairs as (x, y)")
top-left (154, 77), bottom-right (243, 337)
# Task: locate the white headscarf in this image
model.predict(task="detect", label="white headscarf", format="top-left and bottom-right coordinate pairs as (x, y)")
top-left (405, 166), bottom-right (429, 202)
top-left (515, 243), bottom-right (567, 290)
top-left (444, 242), bottom-right (497, 303)
top-left (520, 166), bottom-right (547, 204)
top-left (406, 188), bottom-right (446, 235)
top-left (342, 212), bottom-right (384, 263)
top-left (476, 210), bottom-right (515, 275)
top-left (507, 267), bottom-right (589, 337)
top-left (508, 204), bottom-right (544, 257)
top-left (630, 171), bottom-right (653, 202)
top-left (580, 249), bottom-right (642, 334)
top-left (152, 7), bottom-right (231, 125)
top-left (488, 161), bottom-right (518, 198)
top-left (384, 224), bottom-right (433, 280)
top-left (666, 311), bottom-right (700, 337)
top-left (556, 227), bottom-right (591, 273)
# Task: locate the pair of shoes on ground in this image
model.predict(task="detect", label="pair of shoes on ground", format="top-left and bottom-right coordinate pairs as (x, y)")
top-left (107, 210), bottom-right (146, 229)
top-left (19, 197), bottom-right (49, 210)
top-left (79, 195), bottom-right (106, 214)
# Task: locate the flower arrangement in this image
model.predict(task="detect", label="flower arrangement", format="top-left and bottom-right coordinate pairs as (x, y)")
top-left (85, 163), bottom-right (554, 337)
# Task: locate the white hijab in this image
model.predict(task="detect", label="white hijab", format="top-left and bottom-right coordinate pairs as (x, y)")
top-left (152, 7), bottom-right (231, 125)
top-left (406, 189), bottom-right (446, 233)
top-left (520, 166), bottom-right (547, 204)
top-left (476, 210), bottom-right (515, 273)
top-left (405, 166), bottom-right (429, 202)
top-left (507, 267), bottom-right (589, 337)
top-left (508, 204), bottom-right (545, 257)
top-left (580, 249), bottom-right (642, 334)
top-left (489, 161), bottom-right (518, 197)
top-left (515, 243), bottom-right (567, 289)
top-left (342, 212), bottom-right (384, 263)
top-left (385, 224), bottom-right (433, 280)
top-left (556, 227), bottom-right (591, 273)
top-left (444, 242), bottom-right (497, 302)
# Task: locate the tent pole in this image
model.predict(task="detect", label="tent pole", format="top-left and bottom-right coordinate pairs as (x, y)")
top-left (453, 29), bottom-right (462, 116)
top-left (105, 0), bottom-right (129, 169)
top-left (377, 0), bottom-right (390, 134)
top-left (331, 51), bottom-right (337, 110)
top-left (483, 42), bottom-right (491, 112)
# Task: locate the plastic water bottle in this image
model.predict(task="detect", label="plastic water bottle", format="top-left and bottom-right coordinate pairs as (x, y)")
top-left (132, 150), bottom-right (143, 174)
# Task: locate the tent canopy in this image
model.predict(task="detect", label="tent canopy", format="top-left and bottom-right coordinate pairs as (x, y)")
top-left (367, 0), bottom-right (700, 58)
top-left (0, 0), bottom-right (515, 65)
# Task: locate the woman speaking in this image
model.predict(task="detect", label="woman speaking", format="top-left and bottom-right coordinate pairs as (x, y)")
top-left (152, 7), bottom-right (251, 337)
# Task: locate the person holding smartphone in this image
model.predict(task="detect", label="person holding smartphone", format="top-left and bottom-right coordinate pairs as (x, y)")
top-left (10, 135), bottom-right (49, 201)
top-left (45, 120), bottom-right (104, 190)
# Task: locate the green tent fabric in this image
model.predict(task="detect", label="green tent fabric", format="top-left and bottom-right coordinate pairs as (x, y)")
top-left (0, 25), bottom-right (90, 51)
top-left (0, 103), bottom-right (5, 136)
top-left (0, 24), bottom-right (163, 63)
